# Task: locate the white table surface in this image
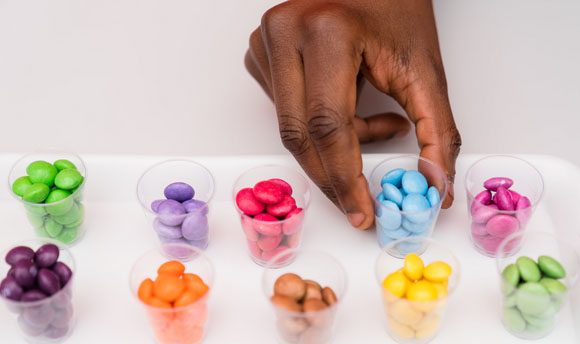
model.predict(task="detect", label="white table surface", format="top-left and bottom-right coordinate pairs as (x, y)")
top-left (0, 1), bottom-right (579, 167)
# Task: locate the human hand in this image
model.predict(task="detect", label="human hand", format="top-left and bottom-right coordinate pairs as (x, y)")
top-left (245, 0), bottom-right (461, 229)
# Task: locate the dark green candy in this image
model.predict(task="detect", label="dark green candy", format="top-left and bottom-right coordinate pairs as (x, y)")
top-left (22, 184), bottom-right (50, 203)
top-left (516, 256), bottom-right (541, 282)
top-left (12, 176), bottom-right (32, 197)
top-left (53, 159), bottom-right (77, 171)
top-left (54, 169), bottom-right (82, 190)
top-left (538, 256), bottom-right (566, 279)
top-left (26, 161), bottom-right (58, 187)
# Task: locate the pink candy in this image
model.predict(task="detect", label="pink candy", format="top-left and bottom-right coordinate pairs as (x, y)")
top-left (486, 215), bottom-right (519, 238)
top-left (268, 178), bottom-right (293, 196)
top-left (253, 213), bottom-right (282, 236)
top-left (283, 207), bottom-right (304, 235)
top-left (253, 181), bottom-right (285, 204)
top-left (266, 195), bottom-right (297, 217)
top-left (494, 187), bottom-right (514, 211)
top-left (258, 234), bottom-right (283, 251)
top-left (236, 188), bottom-right (265, 216)
top-left (483, 177), bottom-right (513, 191)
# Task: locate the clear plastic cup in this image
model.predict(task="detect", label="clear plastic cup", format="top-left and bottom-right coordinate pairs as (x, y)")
top-left (129, 243), bottom-right (214, 344)
top-left (262, 249), bottom-right (347, 344)
top-left (0, 238), bottom-right (76, 343)
top-left (496, 231), bottom-right (580, 340)
top-left (375, 236), bottom-right (460, 344)
top-left (136, 160), bottom-right (215, 251)
top-left (232, 165), bottom-right (311, 268)
top-left (464, 155), bottom-right (544, 257)
top-left (369, 155), bottom-right (448, 249)
top-left (8, 152), bottom-right (87, 246)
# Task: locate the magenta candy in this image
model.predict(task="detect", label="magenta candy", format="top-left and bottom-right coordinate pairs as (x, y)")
top-left (283, 207), bottom-right (304, 235)
top-left (261, 245), bottom-right (291, 262)
top-left (516, 196), bottom-right (532, 225)
top-left (0, 276), bottom-right (24, 301)
top-left (13, 260), bottom-right (38, 288)
top-left (35, 244), bottom-right (60, 268)
top-left (508, 190), bottom-right (521, 205)
top-left (268, 178), bottom-right (293, 196)
top-left (482, 236), bottom-right (503, 253)
top-left (472, 204), bottom-right (499, 223)
top-left (257, 234), bottom-right (283, 251)
top-left (52, 262), bottom-right (72, 287)
top-left (253, 213), bottom-right (282, 236)
top-left (266, 195), bottom-right (297, 217)
top-left (286, 232), bottom-right (301, 248)
top-left (21, 290), bottom-right (48, 302)
top-left (37, 269), bottom-right (61, 296)
top-left (471, 223), bottom-right (488, 236)
top-left (247, 240), bottom-right (261, 259)
top-left (472, 233), bottom-right (487, 244)
top-left (486, 215), bottom-right (519, 238)
top-left (484, 177), bottom-right (513, 191)
top-left (5, 246), bottom-right (35, 266)
top-left (236, 188), bottom-right (265, 216)
top-left (241, 215), bottom-right (259, 241)
top-left (253, 181), bottom-right (285, 205)
top-left (494, 186), bottom-right (514, 211)
top-left (471, 190), bottom-right (492, 213)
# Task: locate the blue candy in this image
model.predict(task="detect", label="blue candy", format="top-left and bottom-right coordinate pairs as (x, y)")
top-left (426, 186), bottom-right (441, 207)
top-left (402, 217), bottom-right (430, 234)
top-left (401, 170), bottom-right (428, 195)
top-left (377, 200), bottom-right (402, 230)
top-left (381, 168), bottom-right (406, 188)
top-left (395, 240), bottom-right (424, 255)
top-left (402, 194), bottom-right (431, 223)
top-left (378, 230), bottom-right (395, 248)
top-left (376, 192), bottom-right (386, 203)
top-left (385, 227), bottom-right (410, 240)
top-left (399, 187), bottom-right (407, 197)
top-left (382, 183), bottom-right (403, 206)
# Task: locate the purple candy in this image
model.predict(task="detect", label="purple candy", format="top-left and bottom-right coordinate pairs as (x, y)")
top-left (51, 290), bottom-right (72, 310)
top-left (181, 213), bottom-right (209, 241)
top-left (484, 177), bottom-right (513, 191)
top-left (22, 304), bottom-right (55, 328)
top-left (0, 276), bottom-right (24, 301)
top-left (52, 262), bottom-right (73, 287)
top-left (494, 186), bottom-right (514, 211)
top-left (486, 215), bottom-right (519, 238)
top-left (51, 304), bottom-right (73, 328)
top-left (6, 246), bottom-right (35, 266)
top-left (471, 190), bottom-right (492, 213)
top-left (188, 238), bottom-right (209, 250)
top-left (150, 199), bottom-right (164, 212)
top-left (516, 196), bottom-right (532, 225)
top-left (44, 325), bottom-right (69, 339)
top-left (13, 260), bottom-right (39, 288)
top-left (482, 236), bottom-right (503, 253)
top-left (35, 244), bottom-right (60, 268)
top-left (508, 190), bottom-right (522, 206)
top-left (18, 314), bottom-right (47, 336)
top-left (472, 204), bottom-right (499, 223)
top-left (182, 199), bottom-right (208, 215)
top-left (158, 237), bottom-right (194, 259)
top-left (37, 269), bottom-right (61, 296)
top-left (153, 218), bottom-right (183, 239)
top-left (21, 290), bottom-right (48, 302)
top-left (471, 222), bottom-right (488, 236)
top-left (164, 182), bottom-right (195, 203)
top-left (156, 199), bottom-right (186, 226)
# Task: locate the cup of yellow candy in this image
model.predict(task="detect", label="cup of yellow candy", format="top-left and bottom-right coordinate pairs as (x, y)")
top-left (375, 236), bottom-right (460, 343)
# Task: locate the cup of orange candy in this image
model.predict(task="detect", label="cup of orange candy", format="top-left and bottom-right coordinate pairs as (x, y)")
top-left (130, 243), bottom-right (213, 344)
top-left (375, 237), bottom-right (460, 344)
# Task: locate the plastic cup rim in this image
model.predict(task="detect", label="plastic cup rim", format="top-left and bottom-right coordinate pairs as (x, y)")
top-left (370, 155), bottom-right (448, 216)
top-left (7, 150), bottom-right (88, 207)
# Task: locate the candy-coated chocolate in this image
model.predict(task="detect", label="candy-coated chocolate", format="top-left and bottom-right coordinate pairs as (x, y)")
top-left (138, 278), bottom-right (154, 301)
top-left (414, 313), bottom-right (440, 339)
top-left (21, 290), bottom-right (48, 302)
top-left (388, 300), bottom-right (423, 326)
top-left (502, 264), bottom-right (520, 287)
top-left (151, 199), bottom-right (164, 212)
top-left (52, 262), bottom-right (72, 286)
top-left (402, 218), bottom-right (430, 235)
top-left (154, 275), bottom-right (185, 303)
top-left (257, 234), bottom-right (283, 251)
top-left (53, 159), bottom-right (76, 171)
top-left (515, 282), bottom-right (551, 316)
top-left (515, 196), bottom-right (532, 225)
top-left (0, 276), bottom-right (24, 301)
top-left (508, 190), bottom-right (522, 205)
top-left (401, 194), bottom-right (430, 224)
top-left (472, 203), bottom-right (499, 223)
top-left (385, 227), bottom-right (410, 240)
top-left (253, 213), bottom-right (282, 236)
top-left (241, 215), bottom-right (259, 241)
top-left (377, 200), bottom-right (402, 230)
top-left (12, 176), bottom-right (32, 197)
top-left (37, 269), bottom-right (61, 295)
top-left (470, 223), bottom-right (488, 237)
top-left (45, 189), bottom-right (74, 216)
top-left (539, 277), bottom-right (567, 294)
top-left (403, 254), bottom-right (424, 281)
top-left (387, 316), bottom-right (415, 338)
top-left (158, 261), bottom-right (186, 277)
top-left (153, 218), bottom-right (183, 239)
top-left (494, 186), bottom-right (514, 211)
top-left (182, 199), bottom-right (208, 215)
top-left (401, 170), bottom-right (428, 196)
top-left (54, 169), bottom-right (82, 190)
top-left (35, 244), bottom-right (60, 268)
top-left (471, 190), bottom-right (492, 213)
top-left (383, 183), bottom-right (403, 207)
top-left (27, 161), bottom-right (58, 187)
top-left (426, 186), bottom-right (440, 207)
top-left (537, 255), bottom-right (566, 279)
top-left (423, 261), bottom-right (452, 283)
top-left (266, 195), bottom-right (297, 217)
top-left (156, 200), bottom-right (187, 226)
top-left (5, 246), bottom-right (35, 266)
top-left (503, 307), bottom-right (526, 332)
top-left (481, 236), bottom-right (503, 253)
top-left (253, 181), bottom-right (285, 204)
top-left (235, 188), bottom-right (265, 216)
top-left (268, 178), bottom-right (293, 196)
top-left (516, 256), bottom-right (541, 283)
top-left (486, 215), bottom-right (519, 238)
top-left (164, 182), bottom-right (195, 203)
top-left (181, 213), bottom-right (209, 241)
top-left (382, 271), bottom-right (411, 298)
top-left (484, 177), bottom-right (513, 191)
top-left (13, 260), bottom-right (38, 288)
top-left (283, 208), bottom-right (303, 235)
top-left (406, 280), bottom-right (437, 302)
top-left (381, 168), bottom-right (406, 188)
top-left (23, 184), bottom-right (50, 203)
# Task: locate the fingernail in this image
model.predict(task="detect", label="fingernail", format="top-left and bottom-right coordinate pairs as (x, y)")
top-left (347, 212), bottom-right (365, 228)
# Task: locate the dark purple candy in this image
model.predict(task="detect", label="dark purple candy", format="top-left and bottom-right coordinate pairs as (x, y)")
top-left (8, 266), bottom-right (15, 278)
top-left (52, 262), bottom-right (73, 286)
top-left (164, 182), bottom-right (195, 202)
top-left (151, 199), bottom-right (164, 212)
top-left (37, 269), bottom-right (61, 296)
top-left (157, 199), bottom-right (187, 226)
top-left (21, 290), bottom-right (48, 302)
top-left (13, 260), bottom-right (39, 288)
top-left (44, 325), bottom-right (69, 339)
top-left (6, 246), bottom-right (35, 266)
top-left (22, 304), bottom-right (55, 327)
top-left (51, 304), bottom-right (73, 328)
top-left (17, 314), bottom-right (47, 336)
top-left (35, 244), bottom-right (60, 268)
top-left (0, 276), bottom-right (23, 301)
top-left (182, 199), bottom-right (208, 215)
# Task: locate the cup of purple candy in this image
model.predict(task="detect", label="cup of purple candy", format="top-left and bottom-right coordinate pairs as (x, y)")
top-left (0, 239), bottom-right (75, 343)
top-left (137, 160), bottom-right (215, 253)
top-left (464, 155), bottom-right (544, 257)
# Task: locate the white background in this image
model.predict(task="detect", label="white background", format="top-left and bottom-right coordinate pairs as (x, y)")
top-left (0, 0), bottom-right (579, 166)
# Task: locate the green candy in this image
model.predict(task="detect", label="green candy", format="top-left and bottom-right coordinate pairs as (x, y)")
top-left (56, 226), bottom-right (78, 244)
top-left (504, 293), bottom-right (517, 308)
top-left (516, 256), bottom-right (541, 282)
top-left (516, 282), bottom-right (551, 316)
top-left (26, 213), bottom-right (45, 228)
top-left (45, 189), bottom-right (73, 216)
top-left (53, 159), bottom-right (77, 171)
top-left (26, 161), bottom-right (58, 187)
top-left (539, 277), bottom-right (567, 294)
top-left (24, 203), bottom-right (47, 216)
top-left (538, 256), bottom-right (566, 279)
top-left (503, 307), bottom-right (526, 332)
top-left (54, 169), bottom-right (82, 190)
top-left (53, 203), bottom-right (83, 225)
top-left (502, 264), bottom-right (520, 291)
top-left (44, 217), bottom-right (64, 237)
top-left (22, 184), bottom-right (50, 203)
top-left (34, 226), bottom-right (49, 238)
top-left (12, 176), bottom-right (32, 197)
top-left (526, 318), bottom-right (555, 333)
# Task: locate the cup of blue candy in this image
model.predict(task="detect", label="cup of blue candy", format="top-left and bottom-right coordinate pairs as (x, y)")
top-left (137, 160), bottom-right (215, 253)
top-left (369, 156), bottom-right (448, 250)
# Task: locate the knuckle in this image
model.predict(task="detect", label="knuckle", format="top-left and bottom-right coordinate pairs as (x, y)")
top-left (261, 4), bottom-right (294, 43)
top-left (302, 6), bottom-right (348, 38)
top-left (279, 115), bottom-right (310, 157)
top-left (248, 28), bottom-right (263, 51)
top-left (306, 103), bottom-right (348, 146)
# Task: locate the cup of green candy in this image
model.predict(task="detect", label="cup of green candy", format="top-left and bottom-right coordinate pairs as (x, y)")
top-left (496, 231), bottom-right (579, 339)
top-left (8, 152), bottom-right (87, 245)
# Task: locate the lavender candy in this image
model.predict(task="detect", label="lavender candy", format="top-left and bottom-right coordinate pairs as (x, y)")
top-left (188, 238), bottom-right (209, 250)
top-left (156, 199), bottom-right (187, 226)
top-left (181, 213), bottom-right (209, 241)
top-left (44, 325), bottom-right (69, 339)
top-left (164, 182), bottom-right (195, 203)
top-left (182, 199), bottom-right (208, 216)
top-left (18, 314), bottom-right (48, 336)
top-left (22, 304), bottom-right (55, 328)
top-left (153, 218), bottom-right (183, 239)
top-left (151, 199), bottom-right (164, 212)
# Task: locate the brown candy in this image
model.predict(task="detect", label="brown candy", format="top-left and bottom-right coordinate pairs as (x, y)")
top-left (322, 286), bottom-right (338, 306)
top-left (270, 294), bottom-right (302, 312)
top-left (274, 273), bottom-right (306, 301)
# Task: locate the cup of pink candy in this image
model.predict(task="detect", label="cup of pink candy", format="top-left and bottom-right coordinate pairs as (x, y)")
top-left (233, 165), bottom-right (311, 268)
top-left (464, 155), bottom-right (544, 257)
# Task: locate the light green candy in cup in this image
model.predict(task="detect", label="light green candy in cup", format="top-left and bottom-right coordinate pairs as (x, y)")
top-left (538, 256), bottom-right (566, 279)
top-left (26, 213), bottom-right (45, 228)
top-left (503, 307), bottom-right (526, 332)
top-left (540, 277), bottom-right (567, 294)
top-left (53, 159), bottom-right (77, 171)
top-left (22, 184), bottom-right (50, 203)
top-left (12, 176), bottom-right (32, 197)
top-left (24, 203), bottom-right (47, 216)
top-left (502, 264), bottom-right (520, 294)
top-left (53, 203), bottom-right (83, 226)
top-left (504, 293), bottom-right (517, 308)
top-left (54, 169), bottom-right (82, 190)
top-left (34, 226), bottom-right (49, 238)
top-left (516, 256), bottom-right (541, 282)
top-left (44, 217), bottom-right (64, 237)
top-left (45, 189), bottom-right (73, 216)
top-left (56, 226), bottom-right (78, 244)
top-left (516, 282), bottom-right (551, 316)
top-left (26, 161), bottom-right (58, 187)
top-left (525, 316), bottom-right (555, 333)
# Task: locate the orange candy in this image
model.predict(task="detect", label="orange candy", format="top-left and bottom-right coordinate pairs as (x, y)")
top-left (158, 261), bottom-right (186, 277)
top-left (145, 296), bottom-right (172, 309)
top-left (174, 290), bottom-right (201, 308)
top-left (138, 278), bottom-right (154, 302)
top-left (154, 275), bottom-right (186, 303)
top-left (183, 273), bottom-right (209, 297)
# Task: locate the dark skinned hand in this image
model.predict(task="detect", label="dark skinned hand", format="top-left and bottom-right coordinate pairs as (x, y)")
top-left (245, 0), bottom-right (461, 229)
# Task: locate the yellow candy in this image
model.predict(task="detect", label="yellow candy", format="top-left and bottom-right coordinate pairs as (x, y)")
top-left (404, 254), bottom-right (424, 281)
top-left (424, 261), bottom-right (452, 283)
top-left (388, 300), bottom-right (423, 326)
top-left (432, 283), bottom-right (447, 299)
top-left (406, 280), bottom-right (437, 302)
top-left (382, 271), bottom-right (411, 298)
top-left (387, 316), bottom-right (415, 339)
top-left (414, 313), bottom-right (441, 339)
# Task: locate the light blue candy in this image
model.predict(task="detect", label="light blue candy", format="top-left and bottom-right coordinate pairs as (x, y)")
top-left (376, 192), bottom-right (386, 203)
top-left (402, 194), bottom-right (431, 223)
top-left (378, 230), bottom-right (395, 248)
top-left (427, 186), bottom-right (441, 207)
top-left (399, 187), bottom-right (407, 197)
top-left (385, 227), bottom-right (410, 240)
top-left (382, 183), bottom-right (403, 206)
top-left (381, 168), bottom-right (406, 188)
top-left (401, 170), bottom-right (428, 195)
top-left (377, 200), bottom-right (402, 230)
top-left (396, 240), bottom-right (424, 255)
top-left (402, 217), bottom-right (430, 235)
